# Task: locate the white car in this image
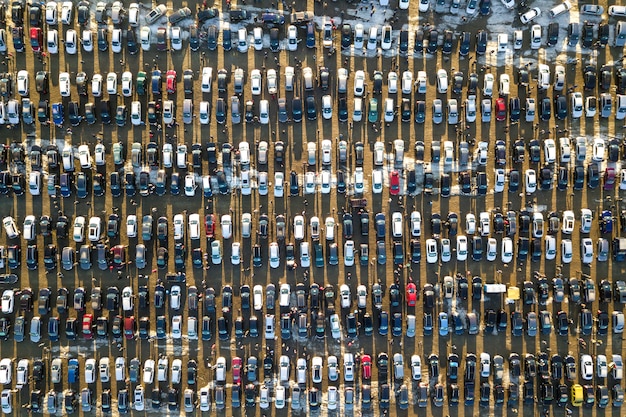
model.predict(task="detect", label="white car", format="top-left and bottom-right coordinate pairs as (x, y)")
top-left (270, 243), bottom-right (280, 268)
top-left (456, 235), bottom-right (468, 261)
top-left (596, 355), bottom-right (608, 378)
top-left (410, 211), bottom-right (422, 236)
top-left (106, 72), bottom-right (118, 95)
top-left (300, 242), bottom-right (310, 268)
top-left (580, 209), bottom-right (593, 233)
top-left (520, 7), bottom-right (541, 23)
top-left (479, 212), bottom-right (490, 236)
top-left (561, 239), bottom-right (573, 264)
top-left (388, 71), bottom-right (398, 93)
top-left (88, 217), bottom-right (101, 241)
top-left (322, 95), bottom-right (332, 119)
top-left (494, 169), bottom-right (505, 192)
top-left (121, 71), bottom-right (133, 97)
top-left (85, 359), bottom-right (97, 384)
top-left (465, 96), bottom-right (477, 123)
top-left (426, 238), bottom-right (438, 264)
top-left (581, 238), bottom-right (593, 264)
top-left (609, 5), bottom-right (626, 16)
top-left (284, 66), bottom-right (295, 91)
top-left (354, 70), bottom-right (365, 96)
top-left (440, 239), bottom-right (451, 262)
top-left (538, 64), bottom-right (551, 90)
top-left (486, 238), bottom-right (497, 261)
top-left (294, 216), bottom-right (305, 240)
top-left (499, 74), bottom-right (510, 96)
top-left (419, 0), bottom-right (430, 11)
top-left (139, 26), bottom-right (151, 50)
top-left (416, 71), bottom-right (427, 94)
top-left (325, 217), bottom-right (335, 241)
top-left (561, 210), bottom-right (575, 234)
top-left (59, 71), bottom-right (70, 96)
top-left (525, 169), bottom-right (537, 194)
top-left (266, 69), bottom-right (278, 95)
top-left (173, 214), bottom-right (184, 240)
top-left (340, 284), bottom-right (351, 309)
top-left (381, 25), bottom-right (392, 50)
top-left (530, 25), bottom-right (542, 49)
top-left (372, 169), bottom-right (383, 194)
top-left (436, 69), bottom-right (448, 93)
top-left (592, 138), bottom-right (605, 162)
top-left (142, 360), bottom-right (155, 384)
top-left (170, 26), bottom-right (182, 50)
top-left (221, 215), bottom-right (232, 239)
top-left (274, 172), bottom-right (284, 197)
top-left (253, 27), bottom-right (263, 51)
top-left (1, 290), bottom-right (13, 314)
top-left (328, 356), bottom-right (339, 381)
top-left (391, 212), bottom-right (403, 238)
top-left (134, 386), bottom-right (145, 411)
top-left (91, 74), bottom-right (103, 97)
top-left (501, 237), bottom-right (513, 263)
top-left (480, 353), bottom-right (491, 378)
top-left (466, 214), bottom-right (476, 234)
top-left (483, 73), bottom-right (494, 97)
top-left (16, 71), bottom-right (28, 96)
top-left (304, 172), bottom-right (316, 194)
top-left (47, 29), bottom-right (58, 54)
top-left (0, 359), bottom-right (11, 385)
top-left (171, 359), bottom-right (182, 384)
top-left (356, 285), bottom-right (367, 309)
top-left (99, 357), bottom-right (110, 383)
top-left (544, 139), bottom-right (556, 163)
top-left (545, 235), bottom-right (556, 260)
top-left (580, 355), bottom-right (593, 380)
top-left (250, 69), bottom-right (262, 95)
top-left (157, 357), bottom-right (169, 382)
top-left (287, 25), bottom-right (298, 51)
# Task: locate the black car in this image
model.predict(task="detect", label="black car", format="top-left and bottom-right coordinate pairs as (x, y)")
top-left (341, 23), bottom-right (352, 48)
top-left (476, 30), bottom-right (487, 54)
top-left (540, 98), bottom-right (551, 121)
top-left (459, 31), bottom-right (471, 56)
top-left (427, 29), bottom-right (438, 54)
top-left (414, 29), bottom-right (424, 53)
top-left (305, 96), bottom-right (316, 120)
top-left (582, 21), bottom-right (595, 48)
top-left (547, 22), bottom-right (559, 46)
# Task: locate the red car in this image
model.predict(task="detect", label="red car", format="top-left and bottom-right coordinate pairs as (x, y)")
top-left (30, 27), bottom-right (43, 52)
top-left (111, 245), bottom-right (125, 269)
top-left (166, 70), bottom-right (177, 94)
top-left (232, 357), bottom-right (242, 384)
top-left (389, 171), bottom-right (400, 196)
top-left (495, 97), bottom-right (507, 121)
top-left (604, 167), bottom-right (616, 190)
top-left (406, 282), bottom-right (417, 307)
top-left (205, 214), bottom-right (215, 239)
top-left (361, 354), bottom-right (372, 380)
top-left (124, 316), bottom-right (136, 340)
top-left (82, 314), bottom-right (93, 339)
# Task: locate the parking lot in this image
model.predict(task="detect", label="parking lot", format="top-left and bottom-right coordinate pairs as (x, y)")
top-left (0, 0), bottom-right (626, 415)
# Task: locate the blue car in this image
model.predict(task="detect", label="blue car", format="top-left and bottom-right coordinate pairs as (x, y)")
top-left (52, 102), bottom-right (64, 126)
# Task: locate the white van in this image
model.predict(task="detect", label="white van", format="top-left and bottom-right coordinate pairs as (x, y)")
top-left (237, 28), bottom-right (248, 53)
top-left (549, 1), bottom-right (571, 18)
top-left (497, 33), bottom-right (508, 52)
top-left (526, 98), bottom-right (536, 122)
top-left (384, 98), bottom-right (394, 122)
top-left (300, 242), bottom-right (310, 267)
top-left (616, 94), bottom-right (626, 121)
top-left (367, 26), bottom-right (378, 50)
top-left (513, 30), bottom-right (523, 49)
top-left (265, 314), bottom-right (275, 340)
top-left (29, 172), bottom-right (41, 196)
top-left (259, 100), bottom-right (269, 124)
top-left (238, 141), bottom-right (250, 166)
top-left (353, 98), bottom-right (363, 122)
top-left (201, 67), bottom-right (213, 92)
top-left (279, 356), bottom-right (290, 383)
top-left (131, 101), bottom-right (141, 125)
top-left (406, 314), bottom-right (416, 337)
top-left (330, 314), bottom-right (341, 339)
top-left (187, 317), bottom-right (198, 340)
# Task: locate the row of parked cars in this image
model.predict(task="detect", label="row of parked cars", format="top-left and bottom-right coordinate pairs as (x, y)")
top-left (1, 349), bottom-right (624, 413)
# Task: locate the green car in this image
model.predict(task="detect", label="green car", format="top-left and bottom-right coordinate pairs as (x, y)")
top-left (368, 98), bottom-right (378, 123)
top-left (136, 71), bottom-right (146, 95)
